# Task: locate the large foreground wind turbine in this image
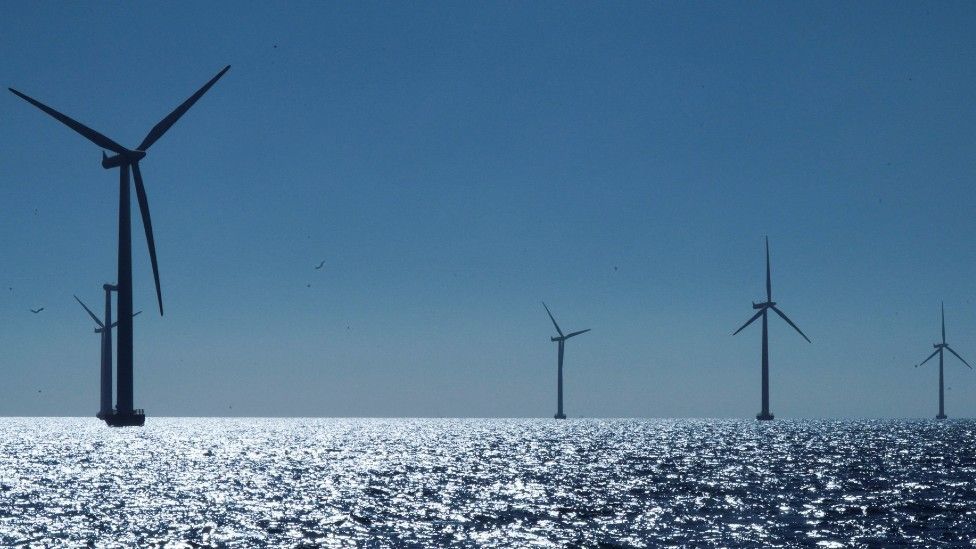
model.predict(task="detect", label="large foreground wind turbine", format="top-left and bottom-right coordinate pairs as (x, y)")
top-left (74, 289), bottom-right (140, 419)
top-left (732, 237), bottom-right (811, 420)
top-left (11, 66), bottom-right (229, 426)
top-left (543, 302), bottom-right (590, 419)
top-left (915, 302), bottom-right (971, 420)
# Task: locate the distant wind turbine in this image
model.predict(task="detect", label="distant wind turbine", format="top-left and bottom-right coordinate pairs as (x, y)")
top-left (543, 302), bottom-right (590, 420)
top-left (74, 287), bottom-right (140, 420)
top-left (915, 302), bottom-right (971, 420)
top-left (11, 66), bottom-right (229, 426)
top-left (732, 237), bottom-right (811, 421)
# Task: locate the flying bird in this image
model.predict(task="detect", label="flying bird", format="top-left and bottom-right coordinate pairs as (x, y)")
top-left (30, 307), bottom-right (44, 314)
top-left (315, 260), bottom-right (325, 270)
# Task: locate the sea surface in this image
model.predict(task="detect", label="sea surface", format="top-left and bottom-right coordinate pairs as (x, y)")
top-left (0, 418), bottom-right (974, 547)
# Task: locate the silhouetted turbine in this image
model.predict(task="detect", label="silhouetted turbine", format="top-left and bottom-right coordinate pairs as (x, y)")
top-left (915, 302), bottom-right (971, 420)
top-left (543, 302), bottom-right (590, 420)
top-left (732, 237), bottom-right (810, 421)
top-left (11, 66), bottom-right (229, 425)
top-left (75, 289), bottom-right (140, 419)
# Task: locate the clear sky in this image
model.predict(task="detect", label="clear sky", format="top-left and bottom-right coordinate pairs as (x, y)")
top-left (1, 2), bottom-right (975, 418)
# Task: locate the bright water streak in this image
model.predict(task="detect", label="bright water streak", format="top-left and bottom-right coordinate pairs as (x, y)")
top-left (0, 418), bottom-right (975, 547)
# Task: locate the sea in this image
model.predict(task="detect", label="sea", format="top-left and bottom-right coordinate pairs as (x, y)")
top-left (0, 418), bottom-right (974, 547)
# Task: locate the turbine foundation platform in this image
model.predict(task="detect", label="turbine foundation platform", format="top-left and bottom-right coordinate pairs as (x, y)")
top-left (554, 413), bottom-right (566, 420)
top-left (103, 410), bottom-right (146, 427)
top-left (756, 412), bottom-right (774, 421)
top-left (936, 414), bottom-right (947, 420)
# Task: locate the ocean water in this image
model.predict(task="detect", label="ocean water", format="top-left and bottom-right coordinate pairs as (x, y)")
top-left (0, 418), bottom-right (974, 547)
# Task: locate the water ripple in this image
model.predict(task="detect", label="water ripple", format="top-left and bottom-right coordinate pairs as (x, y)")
top-left (0, 418), bottom-right (974, 546)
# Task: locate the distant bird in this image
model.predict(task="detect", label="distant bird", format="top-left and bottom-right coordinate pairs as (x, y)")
top-left (30, 307), bottom-right (44, 314)
top-left (315, 260), bottom-right (325, 270)
top-left (914, 302), bottom-right (971, 420)
top-left (543, 302), bottom-right (590, 420)
top-left (732, 237), bottom-right (810, 421)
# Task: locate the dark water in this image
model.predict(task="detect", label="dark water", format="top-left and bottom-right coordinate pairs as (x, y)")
top-left (0, 418), bottom-right (974, 547)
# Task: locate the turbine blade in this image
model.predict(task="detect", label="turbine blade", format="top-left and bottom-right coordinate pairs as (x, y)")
top-left (110, 311), bottom-right (140, 328)
top-left (8, 88), bottom-right (127, 154)
top-left (771, 306), bottom-right (811, 343)
top-left (941, 302), bottom-right (946, 344)
top-left (132, 162), bottom-right (163, 315)
top-left (138, 65), bottom-right (230, 151)
top-left (765, 236), bottom-right (771, 302)
top-left (732, 309), bottom-right (763, 336)
top-left (73, 295), bottom-right (104, 328)
top-left (565, 329), bottom-right (591, 339)
top-left (917, 349), bottom-right (939, 367)
top-left (945, 345), bottom-right (973, 369)
top-left (542, 302), bottom-right (564, 337)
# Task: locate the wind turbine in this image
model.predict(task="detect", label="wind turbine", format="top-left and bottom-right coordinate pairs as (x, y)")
top-left (915, 302), bottom-right (971, 420)
top-left (11, 66), bottom-right (229, 426)
top-left (543, 302), bottom-right (590, 419)
top-left (732, 237), bottom-right (811, 420)
top-left (74, 288), bottom-right (140, 420)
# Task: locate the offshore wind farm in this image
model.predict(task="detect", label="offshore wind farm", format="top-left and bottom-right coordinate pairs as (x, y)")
top-left (542, 302), bottom-right (590, 420)
top-left (73, 289), bottom-right (140, 419)
top-left (2, 2), bottom-right (976, 547)
top-left (914, 302), bottom-right (973, 419)
top-left (732, 237), bottom-right (811, 420)
top-left (9, 66), bottom-right (230, 426)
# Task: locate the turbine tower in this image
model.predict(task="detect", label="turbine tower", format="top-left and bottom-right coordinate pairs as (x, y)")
top-left (915, 302), bottom-right (971, 420)
top-left (74, 289), bottom-right (140, 420)
top-left (11, 66), bottom-right (229, 426)
top-left (732, 237), bottom-right (811, 420)
top-left (543, 302), bottom-right (590, 420)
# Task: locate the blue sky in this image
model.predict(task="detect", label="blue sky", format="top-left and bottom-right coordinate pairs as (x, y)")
top-left (1, 2), bottom-right (975, 418)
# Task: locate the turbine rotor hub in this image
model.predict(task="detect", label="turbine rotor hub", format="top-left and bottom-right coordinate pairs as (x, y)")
top-left (101, 149), bottom-right (146, 169)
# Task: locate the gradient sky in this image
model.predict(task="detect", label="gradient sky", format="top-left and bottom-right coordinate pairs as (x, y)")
top-left (1, 2), bottom-right (975, 418)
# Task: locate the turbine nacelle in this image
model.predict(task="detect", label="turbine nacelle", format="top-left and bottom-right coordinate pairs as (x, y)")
top-left (935, 343), bottom-right (947, 349)
top-left (752, 301), bottom-right (775, 310)
top-left (101, 150), bottom-right (146, 169)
